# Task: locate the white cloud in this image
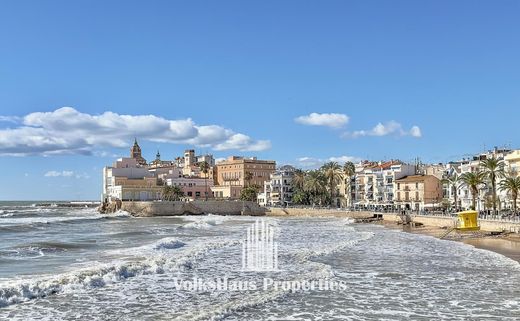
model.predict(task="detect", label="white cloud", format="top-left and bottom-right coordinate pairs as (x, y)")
top-left (44, 170), bottom-right (73, 177)
top-left (0, 116), bottom-right (21, 123)
top-left (343, 121), bottom-right (422, 139)
top-left (294, 113), bottom-right (349, 128)
top-left (44, 170), bottom-right (89, 179)
top-left (296, 155), bottom-right (361, 169)
top-left (213, 134), bottom-right (272, 152)
top-left (0, 107), bottom-right (271, 156)
top-left (328, 155), bottom-right (361, 163)
top-left (215, 157), bottom-right (226, 164)
top-left (75, 172), bottom-right (91, 179)
top-left (409, 126), bottom-right (422, 138)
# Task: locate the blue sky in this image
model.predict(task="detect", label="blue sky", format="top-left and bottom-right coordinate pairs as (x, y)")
top-left (1, 0), bottom-right (519, 200)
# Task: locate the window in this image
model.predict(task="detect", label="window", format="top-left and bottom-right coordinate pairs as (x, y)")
top-left (415, 182), bottom-right (419, 189)
top-left (187, 192), bottom-right (193, 197)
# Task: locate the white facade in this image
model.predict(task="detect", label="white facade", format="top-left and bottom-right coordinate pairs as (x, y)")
top-left (102, 143), bottom-right (219, 203)
top-left (102, 157), bottom-right (157, 201)
top-left (259, 166), bottom-right (295, 206)
top-left (197, 154), bottom-right (215, 167)
top-left (456, 149), bottom-right (511, 211)
top-left (353, 161), bottom-right (416, 208)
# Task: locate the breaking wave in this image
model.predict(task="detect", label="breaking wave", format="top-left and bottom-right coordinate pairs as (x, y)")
top-left (152, 238), bottom-right (186, 250)
top-left (180, 214), bottom-right (234, 230)
top-left (0, 239), bottom-right (240, 308)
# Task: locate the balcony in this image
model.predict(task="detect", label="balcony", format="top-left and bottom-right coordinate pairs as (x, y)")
top-left (222, 177), bottom-right (240, 181)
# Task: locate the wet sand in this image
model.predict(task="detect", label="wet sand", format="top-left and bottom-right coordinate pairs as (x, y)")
top-left (463, 237), bottom-right (520, 262)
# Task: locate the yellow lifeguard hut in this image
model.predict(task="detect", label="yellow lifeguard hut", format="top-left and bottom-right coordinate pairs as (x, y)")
top-left (455, 210), bottom-right (480, 231)
top-left (440, 210), bottom-right (480, 239)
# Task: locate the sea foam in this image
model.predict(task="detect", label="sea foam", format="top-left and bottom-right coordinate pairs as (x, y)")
top-left (0, 239), bottom-right (240, 308)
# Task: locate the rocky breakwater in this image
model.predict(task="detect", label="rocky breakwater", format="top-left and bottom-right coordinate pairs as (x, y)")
top-left (99, 200), bottom-right (267, 217)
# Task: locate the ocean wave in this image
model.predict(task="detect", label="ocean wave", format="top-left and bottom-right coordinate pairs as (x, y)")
top-left (99, 210), bottom-right (131, 218)
top-left (0, 247), bottom-right (46, 259)
top-left (0, 216), bottom-right (93, 225)
top-left (171, 285), bottom-right (290, 321)
top-left (170, 239), bottom-right (335, 321)
top-left (0, 241), bottom-right (91, 260)
top-left (292, 231), bottom-right (375, 262)
top-left (152, 238), bottom-right (186, 250)
top-left (0, 239), bottom-right (240, 308)
top-left (0, 210), bottom-right (129, 227)
top-left (179, 214), bottom-right (231, 230)
top-left (181, 214), bottom-right (233, 224)
top-left (181, 221), bottom-right (216, 230)
top-left (28, 241), bottom-right (93, 251)
top-left (0, 208), bottom-right (57, 215)
top-left (343, 218), bottom-right (356, 225)
top-left (96, 213), bottom-right (132, 221)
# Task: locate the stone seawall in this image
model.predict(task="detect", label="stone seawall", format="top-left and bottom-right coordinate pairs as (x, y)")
top-left (267, 207), bottom-right (373, 218)
top-left (382, 213), bottom-right (520, 233)
top-left (120, 200), bottom-right (267, 217)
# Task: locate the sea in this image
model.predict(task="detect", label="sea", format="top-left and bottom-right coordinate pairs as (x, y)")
top-left (0, 201), bottom-right (519, 321)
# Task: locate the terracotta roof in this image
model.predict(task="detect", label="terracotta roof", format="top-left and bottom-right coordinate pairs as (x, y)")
top-left (364, 160), bottom-right (401, 170)
top-left (379, 160), bottom-right (401, 170)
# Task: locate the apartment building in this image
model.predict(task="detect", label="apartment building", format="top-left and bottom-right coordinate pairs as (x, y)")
top-left (258, 165), bottom-right (295, 206)
top-left (395, 175), bottom-right (442, 211)
top-left (212, 156), bottom-right (276, 199)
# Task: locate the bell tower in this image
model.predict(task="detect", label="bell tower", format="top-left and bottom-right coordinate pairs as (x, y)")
top-left (130, 138), bottom-right (147, 165)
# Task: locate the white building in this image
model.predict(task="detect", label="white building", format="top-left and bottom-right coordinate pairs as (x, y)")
top-left (164, 176), bottom-right (214, 200)
top-left (352, 161), bottom-right (416, 209)
top-left (102, 141), bottom-right (219, 203)
top-left (102, 157), bottom-right (161, 202)
top-left (457, 148), bottom-right (511, 211)
top-left (258, 166), bottom-right (295, 207)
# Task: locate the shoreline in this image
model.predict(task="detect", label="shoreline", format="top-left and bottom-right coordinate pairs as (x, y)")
top-left (267, 209), bottom-right (520, 263)
top-left (376, 220), bottom-right (520, 263)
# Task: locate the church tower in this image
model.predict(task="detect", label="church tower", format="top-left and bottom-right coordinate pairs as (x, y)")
top-left (130, 138), bottom-right (147, 165)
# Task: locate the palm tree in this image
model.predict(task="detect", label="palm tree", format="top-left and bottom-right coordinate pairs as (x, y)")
top-left (343, 161), bottom-right (356, 207)
top-left (161, 185), bottom-right (184, 201)
top-left (161, 185), bottom-right (172, 201)
top-left (171, 185), bottom-right (184, 200)
top-left (292, 169), bottom-right (306, 191)
top-left (321, 162), bottom-right (343, 206)
top-left (499, 175), bottom-right (520, 214)
top-left (480, 157), bottom-right (505, 214)
top-left (240, 185), bottom-right (260, 202)
top-left (292, 190), bottom-right (309, 205)
top-left (199, 161), bottom-right (210, 200)
top-left (441, 173), bottom-right (460, 212)
top-left (304, 170), bottom-right (327, 206)
top-left (459, 171), bottom-right (486, 210)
